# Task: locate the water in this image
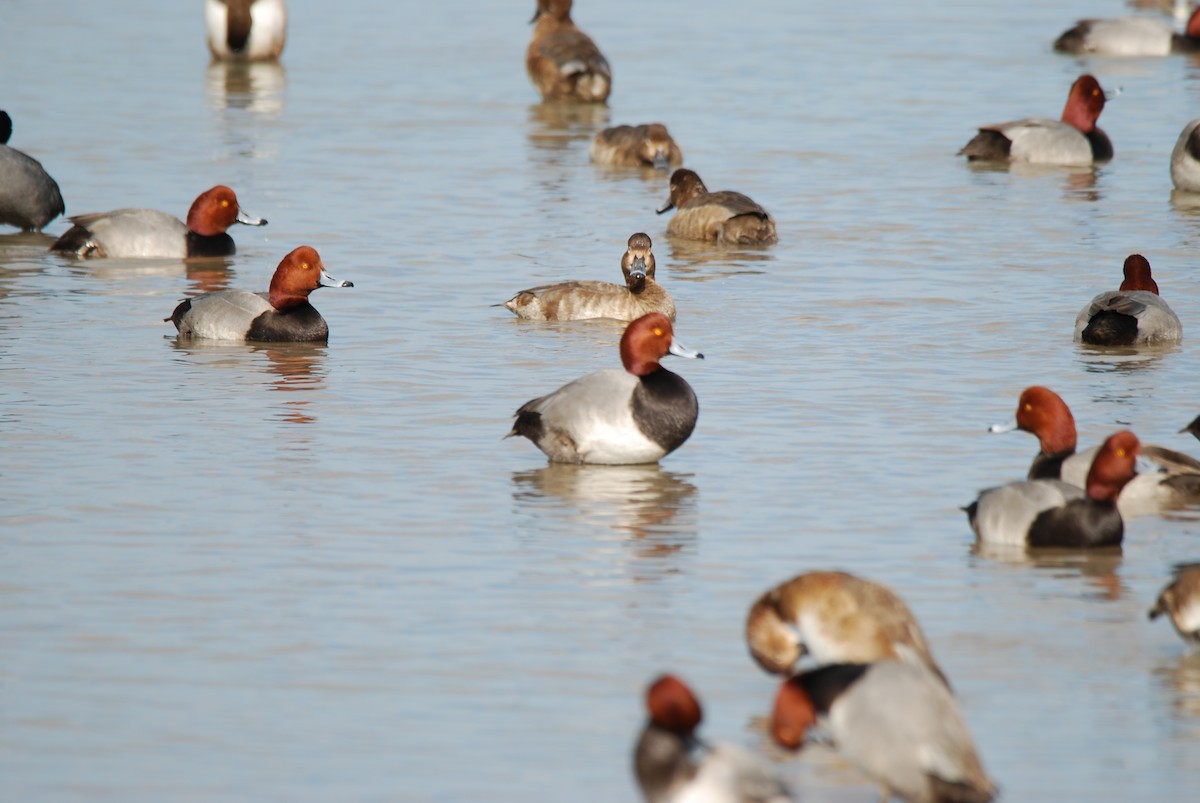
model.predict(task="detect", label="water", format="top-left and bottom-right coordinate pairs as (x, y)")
top-left (2, 0), bottom-right (1200, 799)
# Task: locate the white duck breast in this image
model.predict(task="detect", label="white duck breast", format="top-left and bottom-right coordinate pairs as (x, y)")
top-left (69, 209), bottom-right (190, 258)
top-left (991, 118), bottom-right (1097, 166)
top-left (969, 479), bottom-right (1084, 546)
top-left (1172, 119), bottom-right (1200, 191)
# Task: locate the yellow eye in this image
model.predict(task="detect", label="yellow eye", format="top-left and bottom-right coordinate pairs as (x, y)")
top-left (1116, 448), bottom-right (1126, 457)
top-left (653, 328), bottom-right (664, 336)
top-left (1024, 403), bottom-right (1032, 411)
top-left (301, 262), bottom-right (309, 270)
top-left (221, 200), bottom-right (229, 208)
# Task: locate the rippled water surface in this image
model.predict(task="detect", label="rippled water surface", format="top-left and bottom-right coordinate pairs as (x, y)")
top-left (4, 0), bottom-right (1200, 800)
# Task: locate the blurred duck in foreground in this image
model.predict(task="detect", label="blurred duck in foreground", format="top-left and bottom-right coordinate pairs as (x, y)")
top-left (966, 430), bottom-right (1139, 548)
top-left (205, 0), bottom-right (287, 61)
top-left (508, 313), bottom-right (701, 464)
top-left (1171, 119), bottom-right (1200, 192)
top-left (771, 662), bottom-right (996, 803)
top-left (959, 74), bottom-right (1111, 166)
top-left (1074, 254), bottom-right (1181, 346)
top-left (526, 0), bottom-right (611, 103)
top-left (989, 386), bottom-right (1200, 517)
top-left (657, 169), bottom-right (777, 245)
top-left (591, 124), bottom-right (683, 169)
top-left (1149, 563), bottom-right (1200, 645)
top-left (0, 110), bottom-right (65, 231)
top-left (1054, 4), bottom-right (1200, 55)
top-left (635, 674), bottom-right (794, 803)
top-left (51, 185), bottom-right (265, 259)
top-left (745, 571), bottom-right (947, 685)
top-left (503, 232), bottom-right (674, 321)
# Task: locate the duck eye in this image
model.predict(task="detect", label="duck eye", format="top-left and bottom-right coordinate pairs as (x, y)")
top-left (1024, 403), bottom-right (1032, 411)
top-left (221, 200), bottom-right (229, 208)
top-left (301, 262), bottom-right (309, 270)
top-left (653, 328), bottom-right (664, 336)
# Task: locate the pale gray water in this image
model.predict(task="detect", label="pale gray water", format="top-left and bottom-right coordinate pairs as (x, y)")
top-left (2, 0), bottom-right (1200, 800)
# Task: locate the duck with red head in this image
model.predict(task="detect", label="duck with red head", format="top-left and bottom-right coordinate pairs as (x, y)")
top-left (771, 662), bottom-right (995, 803)
top-left (52, 185), bottom-right (266, 259)
top-left (1074, 254), bottom-right (1182, 346)
top-left (169, 245), bottom-right (353, 342)
top-left (508, 312), bottom-right (702, 464)
top-left (657, 169), bottom-right (777, 245)
top-left (959, 74), bottom-right (1112, 166)
top-left (526, 0), bottom-right (611, 103)
top-left (635, 674), bottom-right (793, 803)
top-left (1054, 4), bottom-right (1200, 55)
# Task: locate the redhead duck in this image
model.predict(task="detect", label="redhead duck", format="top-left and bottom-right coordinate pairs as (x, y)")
top-left (657, 169), bottom-right (777, 245)
top-left (51, 185), bottom-right (266, 259)
top-left (1075, 254), bottom-right (1182, 345)
top-left (590, 124), bottom-right (683, 169)
top-left (635, 674), bottom-right (794, 803)
top-left (959, 74), bottom-right (1112, 166)
top-left (1149, 563), bottom-right (1200, 645)
top-left (1054, 5), bottom-right (1200, 55)
top-left (745, 571), bottom-right (946, 685)
top-left (990, 386), bottom-right (1200, 517)
top-left (966, 430), bottom-right (1139, 548)
top-left (508, 312), bottom-right (701, 465)
top-left (771, 662), bottom-right (995, 803)
top-left (169, 245), bottom-right (352, 342)
top-left (526, 0), bottom-right (611, 103)
top-left (0, 111), bottom-right (65, 231)
top-left (1171, 119), bottom-right (1200, 192)
top-left (503, 232), bottom-right (675, 321)
top-left (205, 0), bottom-right (287, 61)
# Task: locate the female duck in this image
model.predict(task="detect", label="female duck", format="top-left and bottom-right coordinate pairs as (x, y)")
top-left (205, 0), bottom-right (288, 61)
top-left (745, 571), bottom-right (946, 685)
top-left (966, 430), bottom-right (1139, 548)
top-left (771, 662), bottom-right (995, 803)
top-left (1075, 254), bottom-right (1182, 345)
top-left (656, 169), bottom-right (777, 245)
top-left (1054, 5), bottom-right (1200, 55)
top-left (503, 232), bottom-right (675, 321)
top-left (590, 124), bottom-right (683, 169)
top-left (1171, 119), bottom-right (1200, 192)
top-left (508, 312), bottom-right (702, 465)
top-left (1149, 563), bottom-right (1200, 645)
top-left (526, 0), bottom-right (611, 103)
top-left (0, 111), bottom-right (65, 231)
top-left (169, 245), bottom-right (353, 342)
top-left (959, 74), bottom-right (1112, 166)
top-left (51, 185), bottom-right (266, 259)
top-left (635, 674), bottom-right (794, 803)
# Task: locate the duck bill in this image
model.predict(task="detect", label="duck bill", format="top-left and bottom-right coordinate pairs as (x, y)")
top-left (655, 200), bottom-right (674, 215)
top-left (651, 152), bottom-right (670, 170)
top-left (628, 256), bottom-right (647, 290)
top-left (319, 269), bottom-right (354, 288)
top-left (236, 209), bottom-right (268, 226)
top-left (668, 340), bottom-right (703, 360)
top-left (988, 420), bottom-right (1017, 434)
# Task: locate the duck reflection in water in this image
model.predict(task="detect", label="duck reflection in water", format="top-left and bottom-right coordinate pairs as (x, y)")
top-left (205, 60), bottom-right (287, 116)
top-left (972, 543), bottom-right (1126, 601)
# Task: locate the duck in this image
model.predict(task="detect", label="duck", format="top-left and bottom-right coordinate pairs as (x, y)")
top-left (503, 232), bottom-right (675, 321)
top-left (965, 430), bottom-right (1139, 548)
top-left (1149, 563), bottom-right (1200, 645)
top-left (635, 674), bottom-right (794, 803)
top-left (0, 110), bottom-right (65, 231)
top-left (1181, 414), bottom-right (1200, 442)
top-left (50, 185), bottom-right (266, 259)
top-left (1171, 119), bottom-right (1200, 192)
top-left (508, 312), bottom-right (702, 465)
top-left (744, 571), bottom-right (947, 684)
top-left (590, 124), bottom-right (683, 169)
top-left (526, 0), bottom-right (611, 103)
top-left (169, 245), bottom-right (352, 342)
top-left (771, 662), bottom-right (996, 803)
top-left (1054, 5), bottom-right (1200, 55)
top-left (1074, 254), bottom-right (1182, 345)
top-left (656, 169), bottom-right (777, 245)
top-left (205, 0), bottom-right (287, 61)
top-left (958, 74), bottom-right (1112, 166)
top-left (989, 386), bottom-right (1200, 517)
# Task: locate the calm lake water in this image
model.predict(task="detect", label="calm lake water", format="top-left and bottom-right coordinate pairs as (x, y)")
top-left (3, 0), bottom-right (1200, 800)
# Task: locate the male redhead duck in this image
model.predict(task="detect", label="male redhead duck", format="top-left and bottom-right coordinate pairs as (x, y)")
top-left (959, 74), bottom-right (1112, 166)
top-left (1054, 5), bottom-right (1200, 55)
top-left (0, 111), bottom-right (65, 231)
top-left (508, 312), bottom-right (702, 465)
top-left (635, 674), bottom-right (794, 803)
top-left (1171, 119), bottom-right (1200, 192)
top-left (771, 662), bottom-right (996, 803)
top-left (1075, 254), bottom-right (1182, 346)
top-left (966, 430), bottom-right (1139, 548)
top-left (503, 232), bottom-right (675, 322)
top-left (590, 124), bottom-right (683, 169)
top-left (657, 169), bottom-right (777, 245)
top-left (745, 571), bottom-right (947, 685)
top-left (51, 185), bottom-right (266, 259)
top-left (1149, 563), bottom-right (1200, 645)
top-left (169, 245), bottom-right (352, 342)
top-left (526, 0), bottom-right (611, 103)
top-left (205, 0), bottom-right (287, 61)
